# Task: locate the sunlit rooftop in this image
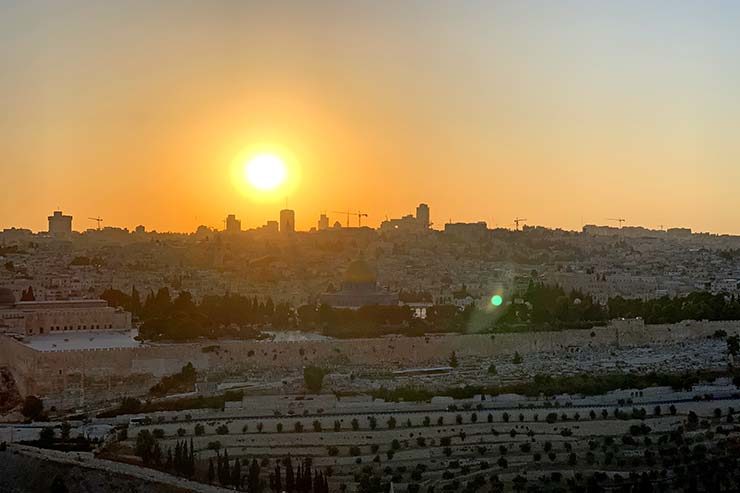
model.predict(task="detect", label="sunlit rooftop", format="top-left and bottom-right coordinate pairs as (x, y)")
top-left (20, 329), bottom-right (142, 352)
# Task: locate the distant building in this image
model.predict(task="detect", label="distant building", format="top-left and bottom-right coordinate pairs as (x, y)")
top-left (225, 214), bottom-right (242, 233)
top-left (667, 227), bottom-right (692, 238)
top-left (380, 203), bottom-right (431, 233)
top-left (444, 221), bottom-right (488, 241)
top-left (257, 220), bottom-right (279, 233)
top-left (318, 214), bottom-right (329, 231)
top-left (416, 203), bottom-right (430, 229)
top-left (320, 259), bottom-right (398, 309)
top-left (48, 210), bottom-right (72, 237)
top-left (280, 209), bottom-right (295, 233)
top-left (134, 225), bottom-right (146, 234)
top-left (0, 288), bottom-right (132, 336)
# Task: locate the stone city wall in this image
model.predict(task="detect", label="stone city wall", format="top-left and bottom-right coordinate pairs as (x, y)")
top-left (1, 319), bottom-right (738, 405)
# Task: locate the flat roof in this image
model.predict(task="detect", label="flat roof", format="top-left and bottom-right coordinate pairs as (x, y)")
top-left (20, 329), bottom-right (143, 352)
top-left (15, 299), bottom-right (108, 307)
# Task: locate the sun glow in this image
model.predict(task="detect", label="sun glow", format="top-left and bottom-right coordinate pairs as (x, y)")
top-left (244, 154), bottom-right (287, 191)
top-left (230, 146), bottom-right (301, 204)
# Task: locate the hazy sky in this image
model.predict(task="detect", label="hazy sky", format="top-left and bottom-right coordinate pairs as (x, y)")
top-left (2, 1), bottom-right (740, 233)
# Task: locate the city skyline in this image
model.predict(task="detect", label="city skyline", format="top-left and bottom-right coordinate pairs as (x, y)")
top-left (0, 205), bottom-right (708, 236)
top-left (3, 1), bottom-right (740, 234)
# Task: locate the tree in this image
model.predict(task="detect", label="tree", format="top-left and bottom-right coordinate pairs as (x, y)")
top-left (49, 476), bottom-right (68, 493)
top-left (135, 430), bottom-right (157, 465)
top-left (449, 351), bottom-right (459, 368)
top-left (231, 458), bottom-right (242, 487)
top-left (728, 335), bottom-right (740, 364)
top-left (208, 458), bottom-right (215, 484)
top-left (22, 395), bottom-right (43, 420)
top-left (387, 416), bottom-right (397, 429)
top-left (513, 475), bottom-right (527, 493)
top-left (39, 426), bottom-right (55, 445)
top-left (248, 459), bottom-right (261, 493)
top-left (60, 421), bottom-right (71, 441)
top-left (304, 366), bottom-right (327, 393)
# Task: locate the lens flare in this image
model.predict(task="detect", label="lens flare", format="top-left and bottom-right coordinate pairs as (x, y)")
top-left (491, 294), bottom-right (503, 306)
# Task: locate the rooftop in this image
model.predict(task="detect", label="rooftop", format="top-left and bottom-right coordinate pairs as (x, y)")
top-left (19, 329), bottom-right (143, 352)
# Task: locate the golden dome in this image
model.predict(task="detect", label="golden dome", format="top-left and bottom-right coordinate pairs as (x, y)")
top-left (343, 259), bottom-right (376, 284)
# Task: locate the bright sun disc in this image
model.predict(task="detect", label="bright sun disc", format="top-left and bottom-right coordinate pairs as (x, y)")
top-left (244, 154), bottom-right (287, 191)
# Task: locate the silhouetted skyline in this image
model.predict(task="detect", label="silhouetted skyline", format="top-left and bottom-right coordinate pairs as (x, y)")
top-left (2, 1), bottom-right (740, 233)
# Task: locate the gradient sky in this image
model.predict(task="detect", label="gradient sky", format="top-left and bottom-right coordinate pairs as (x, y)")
top-left (2, 1), bottom-right (740, 233)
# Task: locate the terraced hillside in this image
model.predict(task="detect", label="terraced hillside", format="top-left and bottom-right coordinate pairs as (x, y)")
top-left (107, 393), bottom-right (740, 492)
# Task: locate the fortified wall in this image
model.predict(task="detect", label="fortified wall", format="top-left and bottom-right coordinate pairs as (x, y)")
top-left (0, 319), bottom-right (737, 407)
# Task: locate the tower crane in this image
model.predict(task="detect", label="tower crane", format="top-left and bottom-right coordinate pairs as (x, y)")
top-left (606, 217), bottom-right (626, 228)
top-left (513, 218), bottom-right (527, 231)
top-left (332, 210), bottom-right (369, 228)
top-left (88, 217), bottom-right (103, 230)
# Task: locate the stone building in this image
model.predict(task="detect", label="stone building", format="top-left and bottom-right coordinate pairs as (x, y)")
top-left (0, 288), bottom-right (131, 336)
top-left (320, 259), bottom-right (398, 309)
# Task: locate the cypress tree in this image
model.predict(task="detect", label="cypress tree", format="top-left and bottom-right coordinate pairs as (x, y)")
top-left (208, 458), bottom-right (215, 484)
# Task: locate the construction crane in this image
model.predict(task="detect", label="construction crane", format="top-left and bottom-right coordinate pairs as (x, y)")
top-left (513, 218), bottom-right (527, 231)
top-left (332, 210), bottom-right (368, 228)
top-left (606, 217), bottom-right (626, 228)
top-left (88, 217), bottom-right (103, 230)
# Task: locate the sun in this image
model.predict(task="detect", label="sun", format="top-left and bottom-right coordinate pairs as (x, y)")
top-left (244, 153), bottom-right (287, 191)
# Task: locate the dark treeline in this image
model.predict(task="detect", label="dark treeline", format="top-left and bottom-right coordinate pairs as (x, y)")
top-left (149, 362), bottom-right (196, 397)
top-left (497, 284), bottom-right (607, 327)
top-left (369, 369), bottom-right (736, 403)
top-left (134, 435), bottom-right (329, 493)
top-left (296, 304), bottom-right (472, 338)
top-left (103, 282), bottom-right (740, 341)
top-left (607, 291), bottom-right (740, 324)
top-left (102, 287), bottom-right (287, 341)
top-left (497, 282), bottom-right (740, 328)
top-left (102, 286), bottom-right (471, 340)
top-left (267, 457), bottom-right (329, 493)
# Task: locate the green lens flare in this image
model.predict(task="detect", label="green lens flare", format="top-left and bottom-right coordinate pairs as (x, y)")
top-left (491, 295), bottom-right (503, 306)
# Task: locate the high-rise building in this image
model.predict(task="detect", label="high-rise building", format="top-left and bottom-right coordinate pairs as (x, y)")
top-left (48, 210), bottom-right (72, 237)
top-left (280, 209), bottom-right (295, 233)
top-left (225, 214), bottom-right (241, 233)
top-left (318, 213), bottom-right (329, 231)
top-left (416, 203), bottom-right (430, 229)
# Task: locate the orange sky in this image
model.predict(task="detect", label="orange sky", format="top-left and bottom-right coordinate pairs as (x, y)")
top-left (2, 1), bottom-right (740, 234)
